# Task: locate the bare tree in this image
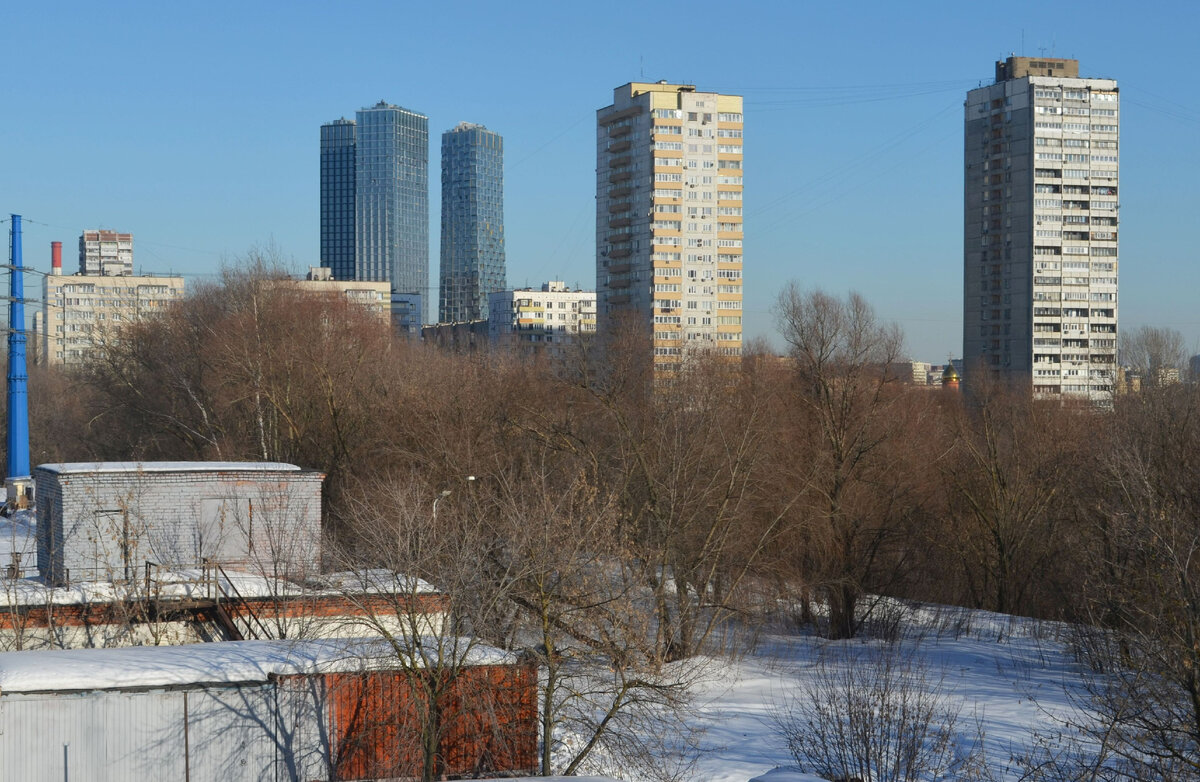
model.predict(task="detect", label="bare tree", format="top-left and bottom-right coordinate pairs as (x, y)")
top-left (1065, 382), bottom-right (1200, 779)
top-left (940, 380), bottom-right (1088, 616)
top-left (775, 285), bottom-right (911, 639)
top-left (330, 472), bottom-right (529, 782)
top-left (773, 642), bottom-right (974, 782)
top-left (1119, 325), bottom-right (1187, 387)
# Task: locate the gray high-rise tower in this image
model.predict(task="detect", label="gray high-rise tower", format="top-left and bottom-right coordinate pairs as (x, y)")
top-left (320, 118), bottom-right (357, 282)
top-left (321, 102), bottom-right (429, 322)
top-left (439, 122), bottom-right (506, 323)
top-left (356, 102), bottom-right (429, 302)
top-left (964, 57), bottom-right (1119, 401)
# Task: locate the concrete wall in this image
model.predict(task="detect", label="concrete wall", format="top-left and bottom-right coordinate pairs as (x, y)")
top-left (35, 464), bottom-right (324, 585)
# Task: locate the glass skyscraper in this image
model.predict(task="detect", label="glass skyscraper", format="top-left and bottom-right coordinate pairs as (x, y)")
top-left (321, 102), bottom-right (429, 323)
top-left (319, 118), bottom-right (357, 282)
top-left (356, 102), bottom-right (429, 305)
top-left (439, 122), bottom-right (506, 323)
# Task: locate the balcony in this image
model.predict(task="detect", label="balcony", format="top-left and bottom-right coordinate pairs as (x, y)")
top-left (609, 263), bottom-right (632, 274)
top-left (609, 170), bottom-right (632, 184)
top-left (607, 139), bottom-right (632, 154)
top-left (607, 247), bottom-right (632, 259)
top-left (608, 216), bottom-right (632, 229)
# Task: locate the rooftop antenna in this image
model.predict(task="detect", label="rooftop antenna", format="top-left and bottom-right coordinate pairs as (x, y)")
top-left (640, 55), bottom-right (644, 80)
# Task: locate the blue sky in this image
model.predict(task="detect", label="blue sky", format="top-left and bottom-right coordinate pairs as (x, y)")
top-left (3, 1), bottom-right (1197, 361)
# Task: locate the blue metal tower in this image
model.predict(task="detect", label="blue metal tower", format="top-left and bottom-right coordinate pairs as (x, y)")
top-left (7, 214), bottom-right (30, 482)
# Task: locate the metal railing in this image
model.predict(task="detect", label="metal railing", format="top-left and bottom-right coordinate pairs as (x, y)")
top-left (204, 558), bottom-right (271, 641)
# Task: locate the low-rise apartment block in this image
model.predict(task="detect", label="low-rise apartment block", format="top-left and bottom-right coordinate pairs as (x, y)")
top-left (41, 272), bottom-right (184, 366)
top-left (488, 281), bottom-right (596, 356)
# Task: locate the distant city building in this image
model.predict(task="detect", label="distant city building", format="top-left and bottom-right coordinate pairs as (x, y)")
top-left (488, 281), bottom-right (596, 357)
top-left (41, 271), bottom-right (184, 366)
top-left (319, 118), bottom-right (357, 282)
top-left (390, 292), bottom-right (423, 337)
top-left (297, 267), bottom-right (391, 324)
top-left (320, 102), bottom-right (429, 322)
top-left (421, 319), bottom-right (490, 352)
top-left (79, 230), bottom-right (133, 276)
top-left (889, 360), bottom-right (931, 386)
top-left (596, 82), bottom-right (744, 375)
top-left (964, 57), bottom-right (1119, 401)
top-left (440, 122), bottom-right (506, 323)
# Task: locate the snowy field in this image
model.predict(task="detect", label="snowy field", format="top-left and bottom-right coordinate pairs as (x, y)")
top-left (668, 601), bottom-right (1088, 782)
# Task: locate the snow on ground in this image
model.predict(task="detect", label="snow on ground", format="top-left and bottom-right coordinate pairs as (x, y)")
top-left (678, 600), bottom-right (1088, 782)
top-left (0, 510), bottom-right (35, 568)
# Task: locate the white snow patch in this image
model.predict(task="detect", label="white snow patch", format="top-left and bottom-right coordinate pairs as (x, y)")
top-left (0, 636), bottom-right (517, 693)
top-left (674, 601), bottom-right (1092, 782)
top-left (0, 510), bottom-right (35, 565)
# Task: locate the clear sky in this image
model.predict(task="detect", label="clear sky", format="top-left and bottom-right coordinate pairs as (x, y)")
top-left (2, 0), bottom-right (1197, 362)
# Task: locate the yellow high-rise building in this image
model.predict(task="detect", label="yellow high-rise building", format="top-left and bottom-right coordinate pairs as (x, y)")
top-left (596, 82), bottom-right (743, 375)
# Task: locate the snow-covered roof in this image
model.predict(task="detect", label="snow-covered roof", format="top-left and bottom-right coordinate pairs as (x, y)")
top-left (35, 461), bottom-right (306, 475)
top-left (0, 568), bottom-right (441, 607)
top-left (0, 637), bottom-right (516, 694)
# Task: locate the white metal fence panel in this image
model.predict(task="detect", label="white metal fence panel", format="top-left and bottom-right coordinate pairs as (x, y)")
top-left (186, 686), bottom-right (278, 782)
top-left (103, 690), bottom-right (187, 780)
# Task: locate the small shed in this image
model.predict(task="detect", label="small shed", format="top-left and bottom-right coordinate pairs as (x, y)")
top-left (0, 637), bottom-right (537, 781)
top-left (34, 462), bottom-right (324, 585)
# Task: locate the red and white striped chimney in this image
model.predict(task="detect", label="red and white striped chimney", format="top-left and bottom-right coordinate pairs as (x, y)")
top-left (50, 241), bottom-right (62, 276)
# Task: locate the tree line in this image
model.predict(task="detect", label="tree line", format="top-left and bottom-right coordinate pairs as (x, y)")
top-left (16, 260), bottom-right (1200, 778)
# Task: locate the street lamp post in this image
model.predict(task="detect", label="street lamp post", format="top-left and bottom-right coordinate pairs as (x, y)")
top-left (431, 489), bottom-right (452, 524)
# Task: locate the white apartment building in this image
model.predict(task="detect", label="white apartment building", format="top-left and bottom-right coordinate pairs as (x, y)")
top-left (596, 82), bottom-right (744, 375)
top-left (41, 272), bottom-right (185, 366)
top-left (488, 281), bottom-right (596, 357)
top-left (298, 266), bottom-right (391, 324)
top-left (964, 57), bottom-right (1118, 401)
top-left (79, 230), bottom-right (133, 276)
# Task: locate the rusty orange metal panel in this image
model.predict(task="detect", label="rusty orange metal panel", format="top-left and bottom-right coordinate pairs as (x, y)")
top-left (324, 662), bottom-right (537, 781)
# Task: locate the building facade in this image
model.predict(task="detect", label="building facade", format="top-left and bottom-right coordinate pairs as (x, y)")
top-left (34, 461), bottom-right (324, 585)
top-left (320, 102), bottom-right (430, 323)
top-left (488, 281), bottom-right (596, 357)
top-left (440, 122), bottom-right (506, 323)
top-left (78, 230), bottom-right (133, 276)
top-left (298, 266), bottom-right (391, 324)
top-left (596, 82), bottom-right (744, 375)
top-left (355, 102), bottom-right (429, 305)
top-left (964, 57), bottom-right (1119, 401)
top-left (319, 118), bottom-right (357, 282)
top-left (41, 271), bottom-right (184, 365)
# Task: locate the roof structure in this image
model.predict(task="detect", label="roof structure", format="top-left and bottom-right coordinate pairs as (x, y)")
top-left (0, 636), bottom-right (514, 694)
top-left (36, 461), bottom-right (305, 475)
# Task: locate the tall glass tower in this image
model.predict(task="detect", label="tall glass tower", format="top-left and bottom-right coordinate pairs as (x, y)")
top-left (319, 118), bottom-right (357, 282)
top-left (354, 102), bottom-right (429, 306)
top-left (439, 122), bottom-right (506, 323)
